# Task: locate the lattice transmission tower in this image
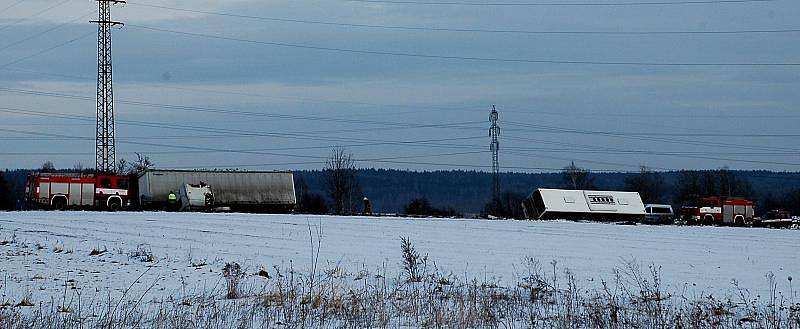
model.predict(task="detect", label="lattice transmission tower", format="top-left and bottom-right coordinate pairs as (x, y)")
top-left (489, 105), bottom-right (501, 199)
top-left (91, 0), bottom-right (124, 172)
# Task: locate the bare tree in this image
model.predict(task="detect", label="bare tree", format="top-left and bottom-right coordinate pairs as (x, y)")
top-left (675, 170), bottom-right (703, 203)
top-left (40, 161), bottom-right (55, 173)
top-left (117, 153), bottom-right (154, 175)
top-left (0, 173), bottom-right (12, 210)
top-left (625, 166), bottom-right (665, 204)
top-left (716, 166), bottom-right (753, 198)
top-left (72, 162), bottom-right (86, 173)
top-left (483, 191), bottom-right (524, 219)
top-left (324, 147), bottom-right (358, 215)
top-left (116, 158), bottom-right (128, 175)
top-left (675, 168), bottom-right (753, 202)
top-left (130, 153), bottom-right (154, 174)
top-left (561, 161), bottom-right (594, 190)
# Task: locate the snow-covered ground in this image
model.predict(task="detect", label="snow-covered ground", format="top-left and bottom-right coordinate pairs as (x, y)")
top-left (1, 211), bottom-right (797, 304)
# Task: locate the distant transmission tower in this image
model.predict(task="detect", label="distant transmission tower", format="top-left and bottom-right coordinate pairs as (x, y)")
top-left (91, 0), bottom-right (124, 173)
top-left (489, 105), bottom-right (501, 199)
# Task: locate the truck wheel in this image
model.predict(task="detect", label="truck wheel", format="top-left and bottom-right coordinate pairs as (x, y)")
top-left (703, 215), bottom-right (714, 226)
top-left (108, 198), bottom-right (121, 212)
top-left (52, 197), bottom-right (67, 210)
top-left (734, 216), bottom-right (745, 227)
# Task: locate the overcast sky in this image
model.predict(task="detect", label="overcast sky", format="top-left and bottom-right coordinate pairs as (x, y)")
top-left (1, 0), bottom-right (798, 172)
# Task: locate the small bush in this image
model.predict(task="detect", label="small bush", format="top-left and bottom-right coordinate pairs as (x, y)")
top-left (89, 246), bottom-right (107, 256)
top-left (223, 262), bottom-right (244, 299)
top-left (400, 236), bottom-right (427, 282)
top-left (127, 244), bottom-right (156, 263)
top-left (403, 197), bottom-right (461, 217)
top-left (14, 294), bottom-right (33, 307)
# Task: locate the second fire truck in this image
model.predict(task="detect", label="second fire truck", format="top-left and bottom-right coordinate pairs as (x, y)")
top-left (681, 196), bottom-right (755, 226)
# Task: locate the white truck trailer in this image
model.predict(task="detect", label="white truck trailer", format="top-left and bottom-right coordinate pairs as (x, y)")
top-left (522, 188), bottom-right (646, 221)
top-left (136, 169), bottom-right (296, 213)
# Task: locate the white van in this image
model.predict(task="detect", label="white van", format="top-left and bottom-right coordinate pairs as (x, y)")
top-left (644, 204), bottom-right (674, 224)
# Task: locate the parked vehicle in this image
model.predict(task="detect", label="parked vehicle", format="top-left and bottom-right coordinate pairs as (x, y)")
top-left (681, 196), bottom-right (754, 226)
top-left (643, 204), bottom-right (675, 225)
top-left (25, 172), bottom-right (130, 210)
top-left (521, 188), bottom-right (645, 221)
top-left (752, 210), bottom-right (795, 228)
top-left (136, 169), bottom-right (296, 213)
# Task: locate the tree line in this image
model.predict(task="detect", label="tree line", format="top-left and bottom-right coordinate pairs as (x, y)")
top-left (3, 152), bottom-right (799, 216)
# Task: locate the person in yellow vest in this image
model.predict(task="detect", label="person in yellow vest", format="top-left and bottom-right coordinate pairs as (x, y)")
top-left (167, 190), bottom-right (177, 211)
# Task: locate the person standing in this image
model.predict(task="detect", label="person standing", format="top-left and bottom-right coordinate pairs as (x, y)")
top-left (363, 197), bottom-right (372, 215)
top-left (167, 190), bottom-right (178, 211)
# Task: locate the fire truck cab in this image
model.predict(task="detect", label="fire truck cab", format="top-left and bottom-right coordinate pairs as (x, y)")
top-left (25, 173), bottom-right (130, 211)
top-left (681, 196), bottom-right (754, 226)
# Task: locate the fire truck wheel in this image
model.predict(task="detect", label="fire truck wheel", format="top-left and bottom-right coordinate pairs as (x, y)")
top-left (702, 215), bottom-right (714, 226)
top-left (734, 216), bottom-right (745, 227)
top-left (52, 197), bottom-right (67, 210)
top-left (108, 199), bottom-right (121, 212)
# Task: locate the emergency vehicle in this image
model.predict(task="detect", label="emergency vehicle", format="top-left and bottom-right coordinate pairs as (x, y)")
top-left (681, 196), bottom-right (754, 226)
top-left (25, 173), bottom-right (130, 210)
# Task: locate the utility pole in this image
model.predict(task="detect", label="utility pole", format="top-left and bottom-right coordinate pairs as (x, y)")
top-left (489, 105), bottom-right (501, 199)
top-left (91, 0), bottom-right (124, 173)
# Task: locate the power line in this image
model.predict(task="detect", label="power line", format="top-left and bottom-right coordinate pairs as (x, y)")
top-left (0, 0), bottom-right (26, 14)
top-left (1, 66), bottom-right (484, 119)
top-left (0, 92), bottom-right (796, 161)
top-left (126, 24), bottom-right (800, 67)
top-left (4, 134), bottom-right (798, 156)
top-left (503, 135), bottom-right (800, 165)
top-left (3, 66), bottom-right (796, 122)
top-left (0, 0), bottom-right (74, 33)
top-left (505, 149), bottom-right (663, 170)
top-left (504, 123), bottom-right (800, 137)
top-left (11, 84), bottom-right (793, 147)
top-left (344, 0), bottom-right (777, 6)
top-left (0, 108), bottom-right (486, 151)
top-left (505, 129), bottom-right (800, 153)
top-left (3, 105), bottom-right (798, 168)
top-left (1, 67), bottom-right (90, 81)
top-left (129, 2), bottom-right (800, 36)
top-left (0, 30), bottom-right (94, 69)
top-left (3, 86), bottom-right (797, 157)
top-left (0, 86), bottom-right (484, 131)
top-left (503, 123), bottom-right (800, 152)
top-left (5, 126), bottom-right (799, 177)
top-left (0, 126), bottom-right (566, 171)
top-left (503, 124), bottom-right (800, 148)
top-left (0, 11), bottom-right (93, 54)
top-left (6, 65), bottom-right (794, 121)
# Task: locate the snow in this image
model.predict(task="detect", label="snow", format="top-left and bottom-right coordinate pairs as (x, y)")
top-left (0, 211), bottom-right (797, 304)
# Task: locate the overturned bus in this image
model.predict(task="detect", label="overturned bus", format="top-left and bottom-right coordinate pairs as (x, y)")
top-left (521, 188), bottom-right (645, 221)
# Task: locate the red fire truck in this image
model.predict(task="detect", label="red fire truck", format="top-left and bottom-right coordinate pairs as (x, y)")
top-left (25, 173), bottom-right (130, 211)
top-left (681, 196), bottom-right (754, 226)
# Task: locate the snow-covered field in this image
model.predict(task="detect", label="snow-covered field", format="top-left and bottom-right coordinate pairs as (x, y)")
top-left (1, 211), bottom-right (797, 304)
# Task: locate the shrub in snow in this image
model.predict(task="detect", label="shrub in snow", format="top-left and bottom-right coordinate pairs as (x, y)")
top-left (223, 262), bottom-right (245, 299)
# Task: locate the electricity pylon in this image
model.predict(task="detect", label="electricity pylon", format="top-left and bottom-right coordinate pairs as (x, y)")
top-left (489, 105), bottom-right (501, 199)
top-left (91, 0), bottom-right (124, 172)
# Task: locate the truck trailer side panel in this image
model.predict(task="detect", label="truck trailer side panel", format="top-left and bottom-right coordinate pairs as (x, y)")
top-left (137, 170), bottom-right (296, 211)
